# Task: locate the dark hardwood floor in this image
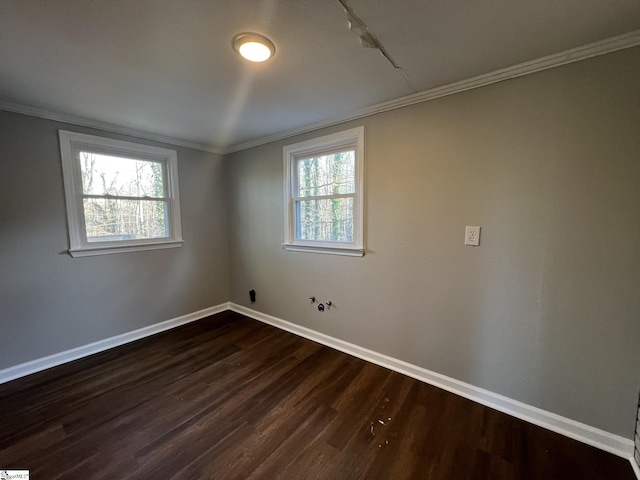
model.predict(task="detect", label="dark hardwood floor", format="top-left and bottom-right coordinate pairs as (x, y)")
top-left (0, 311), bottom-right (634, 479)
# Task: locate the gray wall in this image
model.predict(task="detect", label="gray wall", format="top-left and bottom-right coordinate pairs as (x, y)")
top-left (635, 394), bottom-right (640, 466)
top-left (1, 47), bottom-right (638, 440)
top-left (225, 47), bottom-right (640, 438)
top-left (0, 110), bottom-right (230, 369)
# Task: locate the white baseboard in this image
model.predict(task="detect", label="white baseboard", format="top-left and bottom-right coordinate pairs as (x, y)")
top-left (229, 303), bottom-right (635, 462)
top-left (631, 456), bottom-right (640, 480)
top-left (0, 302), bottom-right (230, 384)
top-left (1, 301), bottom-right (635, 472)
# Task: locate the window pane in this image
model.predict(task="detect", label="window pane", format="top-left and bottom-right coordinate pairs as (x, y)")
top-left (297, 150), bottom-right (355, 197)
top-left (296, 197), bottom-right (353, 242)
top-left (79, 152), bottom-right (164, 198)
top-left (83, 198), bottom-right (168, 242)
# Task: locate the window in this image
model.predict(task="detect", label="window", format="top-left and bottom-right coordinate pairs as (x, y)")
top-left (59, 130), bottom-right (183, 257)
top-left (283, 126), bottom-right (364, 256)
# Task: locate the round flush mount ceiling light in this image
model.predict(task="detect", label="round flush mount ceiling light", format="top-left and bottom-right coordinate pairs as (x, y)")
top-left (232, 33), bottom-right (275, 62)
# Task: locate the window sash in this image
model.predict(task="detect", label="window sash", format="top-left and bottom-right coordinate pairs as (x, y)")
top-left (81, 197), bottom-right (171, 242)
top-left (76, 152), bottom-right (172, 242)
top-left (291, 192), bottom-right (355, 202)
top-left (292, 158), bottom-right (357, 245)
top-left (293, 149), bottom-right (356, 199)
top-left (82, 193), bottom-right (169, 201)
top-left (59, 130), bottom-right (183, 257)
top-left (293, 195), bottom-right (356, 243)
top-left (294, 196), bottom-right (355, 243)
top-left (283, 126), bottom-right (364, 256)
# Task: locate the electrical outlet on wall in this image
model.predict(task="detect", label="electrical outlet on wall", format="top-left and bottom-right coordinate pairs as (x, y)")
top-left (465, 226), bottom-right (481, 246)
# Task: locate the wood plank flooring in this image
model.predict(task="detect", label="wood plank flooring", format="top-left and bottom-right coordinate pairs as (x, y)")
top-left (0, 311), bottom-right (634, 479)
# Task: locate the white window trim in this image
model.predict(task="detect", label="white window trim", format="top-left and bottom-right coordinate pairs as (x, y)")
top-left (283, 126), bottom-right (365, 257)
top-left (58, 130), bottom-right (183, 257)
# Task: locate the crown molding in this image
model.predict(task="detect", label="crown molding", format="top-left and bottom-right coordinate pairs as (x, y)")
top-left (0, 101), bottom-right (224, 155)
top-left (223, 29), bottom-right (640, 154)
top-left (2, 30), bottom-right (639, 157)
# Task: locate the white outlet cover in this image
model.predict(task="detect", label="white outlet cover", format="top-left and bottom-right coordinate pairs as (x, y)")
top-left (465, 226), bottom-right (481, 246)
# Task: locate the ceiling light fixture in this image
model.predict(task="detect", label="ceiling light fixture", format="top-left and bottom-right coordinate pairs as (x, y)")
top-left (232, 33), bottom-right (275, 62)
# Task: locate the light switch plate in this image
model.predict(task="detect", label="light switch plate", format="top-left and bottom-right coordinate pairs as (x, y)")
top-left (465, 226), bottom-right (481, 246)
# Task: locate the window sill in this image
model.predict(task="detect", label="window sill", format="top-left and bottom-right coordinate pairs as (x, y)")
top-left (282, 243), bottom-right (365, 257)
top-left (69, 240), bottom-right (183, 257)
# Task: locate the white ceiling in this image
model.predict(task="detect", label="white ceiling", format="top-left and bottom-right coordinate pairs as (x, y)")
top-left (1, 0), bottom-right (640, 152)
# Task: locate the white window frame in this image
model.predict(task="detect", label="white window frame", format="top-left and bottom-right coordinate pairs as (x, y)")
top-left (283, 126), bottom-right (364, 257)
top-left (58, 130), bottom-right (183, 257)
